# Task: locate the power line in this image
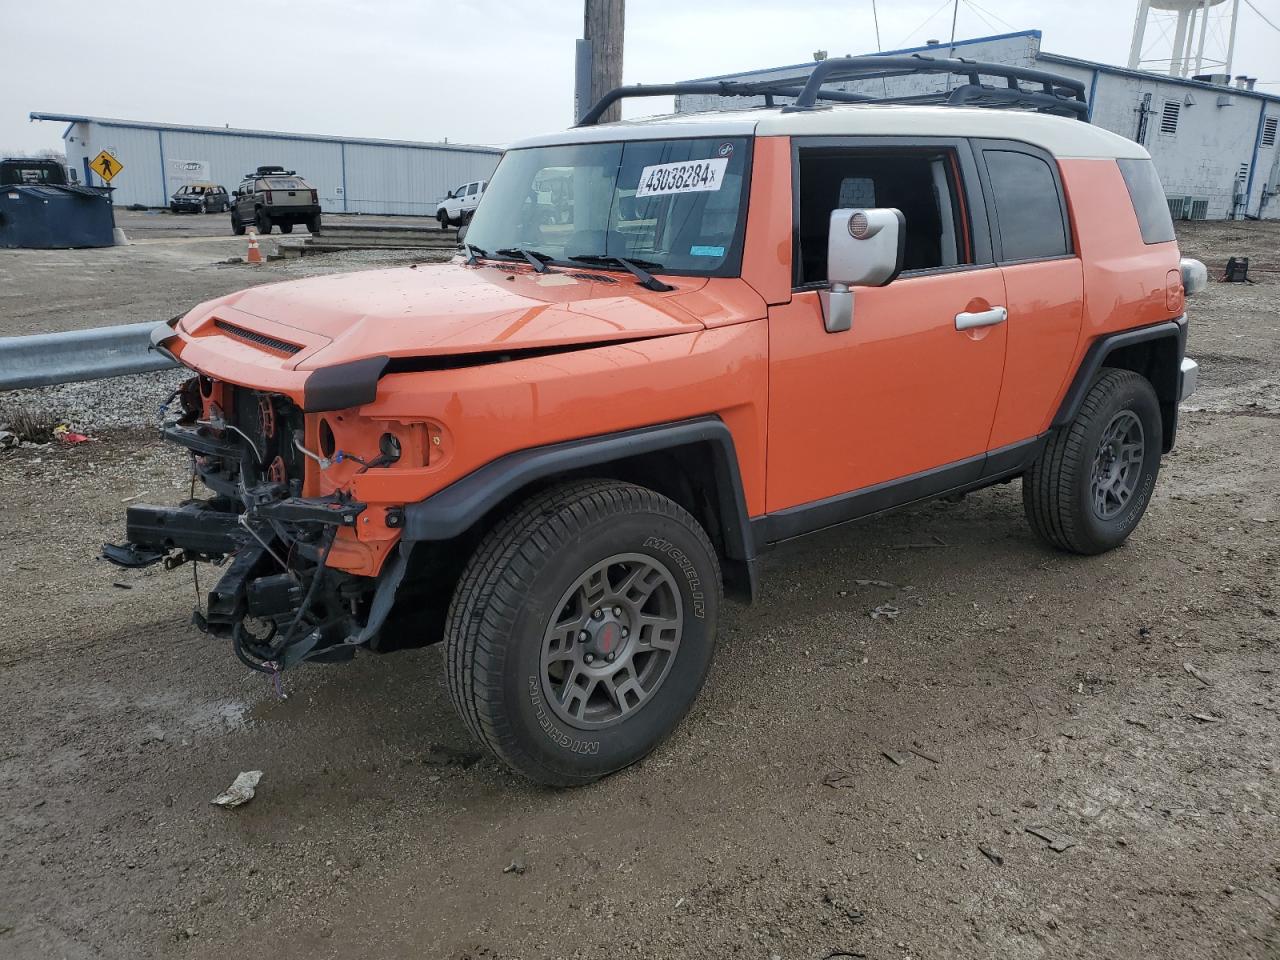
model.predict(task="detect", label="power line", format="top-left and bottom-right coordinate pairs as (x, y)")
top-left (898, 0), bottom-right (954, 48)
top-left (961, 0), bottom-right (999, 33)
top-left (964, 0), bottom-right (1016, 31)
top-left (870, 0), bottom-right (882, 52)
top-left (1243, 0), bottom-right (1280, 32)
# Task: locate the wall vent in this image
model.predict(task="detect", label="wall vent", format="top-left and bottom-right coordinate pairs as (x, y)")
top-left (1189, 199), bottom-right (1209, 220)
top-left (1167, 196), bottom-right (1188, 220)
top-left (1160, 100), bottom-right (1181, 134)
top-left (1263, 116), bottom-right (1278, 148)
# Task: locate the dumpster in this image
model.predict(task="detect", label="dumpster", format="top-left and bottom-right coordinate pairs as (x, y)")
top-left (0, 158), bottom-right (116, 249)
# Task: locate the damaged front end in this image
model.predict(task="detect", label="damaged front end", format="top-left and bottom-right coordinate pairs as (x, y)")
top-left (104, 375), bottom-right (399, 673)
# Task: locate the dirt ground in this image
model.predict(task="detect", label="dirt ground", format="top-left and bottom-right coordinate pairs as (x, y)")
top-left (0, 221), bottom-right (1277, 960)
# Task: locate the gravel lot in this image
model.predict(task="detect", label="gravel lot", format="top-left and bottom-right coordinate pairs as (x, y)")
top-left (0, 221), bottom-right (1277, 960)
top-left (0, 208), bottom-right (452, 337)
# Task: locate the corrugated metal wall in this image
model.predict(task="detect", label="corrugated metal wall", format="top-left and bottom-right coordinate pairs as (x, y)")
top-left (64, 121), bottom-right (499, 215)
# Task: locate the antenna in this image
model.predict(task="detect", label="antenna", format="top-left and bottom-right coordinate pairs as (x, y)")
top-left (1128, 0), bottom-right (1241, 78)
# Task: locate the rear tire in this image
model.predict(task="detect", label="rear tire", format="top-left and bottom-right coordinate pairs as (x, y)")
top-left (1023, 368), bottom-right (1162, 555)
top-left (307, 215), bottom-right (322, 234)
top-left (445, 480), bottom-right (721, 786)
top-left (256, 210), bottom-right (272, 234)
top-left (278, 222), bottom-right (293, 234)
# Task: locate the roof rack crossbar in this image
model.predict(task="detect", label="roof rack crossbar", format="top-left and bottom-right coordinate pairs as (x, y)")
top-left (577, 54), bottom-right (1090, 126)
top-left (576, 80), bottom-right (873, 126)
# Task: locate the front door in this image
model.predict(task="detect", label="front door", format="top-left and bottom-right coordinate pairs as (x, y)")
top-left (764, 139), bottom-right (1008, 533)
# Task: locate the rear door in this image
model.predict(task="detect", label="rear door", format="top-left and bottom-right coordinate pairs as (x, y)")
top-left (763, 138), bottom-right (1009, 533)
top-left (973, 140), bottom-right (1084, 450)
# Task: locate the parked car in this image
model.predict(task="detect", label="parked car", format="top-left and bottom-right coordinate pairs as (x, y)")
top-left (436, 179), bottom-right (486, 227)
top-left (230, 166), bottom-right (321, 235)
top-left (170, 183), bottom-right (230, 214)
top-left (0, 157), bottom-right (68, 186)
top-left (111, 57), bottom-right (1206, 787)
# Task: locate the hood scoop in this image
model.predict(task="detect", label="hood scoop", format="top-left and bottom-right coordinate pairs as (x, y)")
top-left (214, 319), bottom-right (303, 356)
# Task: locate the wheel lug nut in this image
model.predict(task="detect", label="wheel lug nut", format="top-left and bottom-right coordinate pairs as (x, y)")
top-left (621, 628), bottom-right (629, 638)
top-left (578, 630), bottom-right (589, 643)
top-left (592, 609), bottom-right (604, 620)
top-left (606, 653), bottom-right (615, 662)
top-left (584, 653), bottom-right (594, 664)
top-left (612, 606), bottom-right (621, 617)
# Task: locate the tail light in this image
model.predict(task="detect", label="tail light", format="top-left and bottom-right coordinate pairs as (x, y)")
top-left (310, 189), bottom-right (317, 202)
top-left (265, 190), bottom-right (273, 204)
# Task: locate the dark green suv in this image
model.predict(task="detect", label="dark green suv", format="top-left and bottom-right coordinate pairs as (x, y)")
top-left (230, 166), bottom-right (322, 235)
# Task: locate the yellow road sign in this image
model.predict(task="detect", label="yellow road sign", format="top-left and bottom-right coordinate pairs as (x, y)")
top-left (91, 150), bottom-right (124, 183)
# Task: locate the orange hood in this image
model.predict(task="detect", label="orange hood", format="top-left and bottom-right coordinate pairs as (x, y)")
top-left (178, 261), bottom-right (710, 372)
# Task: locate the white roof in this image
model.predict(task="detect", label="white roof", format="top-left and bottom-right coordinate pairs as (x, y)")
top-left (512, 104), bottom-right (1149, 161)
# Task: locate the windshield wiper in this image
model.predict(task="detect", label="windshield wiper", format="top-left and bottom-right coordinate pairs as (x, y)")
top-left (462, 243), bottom-right (484, 265)
top-left (566, 254), bottom-right (674, 292)
top-left (495, 246), bottom-right (551, 273)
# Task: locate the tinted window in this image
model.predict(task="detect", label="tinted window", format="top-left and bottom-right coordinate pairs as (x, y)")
top-left (1117, 157), bottom-right (1176, 244)
top-left (264, 177), bottom-right (305, 189)
top-left (983, 149), bottom-right (1069, 261)
top-left (795, 149), bottom-right (971, 285)
top-left (466, 182), bottom-right (478, 196)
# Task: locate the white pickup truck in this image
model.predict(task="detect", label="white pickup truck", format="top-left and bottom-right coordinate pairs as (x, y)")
top-left (435, 179), bottom-right (486, 227)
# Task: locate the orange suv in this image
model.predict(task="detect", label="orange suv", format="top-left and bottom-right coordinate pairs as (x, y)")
top-left (109, 57), bottom-right (1205, 785)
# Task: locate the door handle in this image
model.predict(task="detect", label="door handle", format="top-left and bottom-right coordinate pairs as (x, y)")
top-left (955, 306), bottom-right (1008, 330)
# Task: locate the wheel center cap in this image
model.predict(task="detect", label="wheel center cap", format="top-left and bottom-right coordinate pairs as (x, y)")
top-left (585, 610), bottom-right (628, 662)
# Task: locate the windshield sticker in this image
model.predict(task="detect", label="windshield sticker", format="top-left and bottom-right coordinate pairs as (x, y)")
top-left (635, 157), bottom-right (728, 198)
top-left (689, 244), bottom-right (725, 257)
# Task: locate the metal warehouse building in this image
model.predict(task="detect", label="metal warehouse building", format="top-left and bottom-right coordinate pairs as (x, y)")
top-left (676, 30), bottom-right (1280, 221)
top-left (28, 113), bottom-right (502, 216)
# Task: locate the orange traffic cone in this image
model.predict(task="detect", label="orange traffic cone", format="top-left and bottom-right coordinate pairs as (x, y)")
top-left (246, 228), bottom-right (263, 265)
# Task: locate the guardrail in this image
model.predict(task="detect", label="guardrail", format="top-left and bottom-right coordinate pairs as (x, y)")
top-left (0, 321), bottom-right (178, 391)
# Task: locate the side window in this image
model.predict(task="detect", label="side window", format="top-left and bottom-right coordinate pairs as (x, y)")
top-left (795, 148), bottom-right (972, 286)
top-left (982, 149), bottom-right (1070, 262)
top-left (1117, 157), bottom-right (1176, 244)
top-left (466, 182), bottom-right (479, 196)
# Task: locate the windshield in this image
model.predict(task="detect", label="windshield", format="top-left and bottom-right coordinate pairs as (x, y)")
top-left (264, 177), bottom-right (305, 189)
top-left (464, 136), bottom-right (751, 276)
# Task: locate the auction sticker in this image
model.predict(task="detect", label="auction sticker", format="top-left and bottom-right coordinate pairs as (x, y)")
top-left (635, 157), bottom-right (728, 198)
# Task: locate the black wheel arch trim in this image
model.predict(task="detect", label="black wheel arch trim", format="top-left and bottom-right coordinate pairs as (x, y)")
top-left (400, 416), bottom-right (757, 600)
top-left (1051, 316), bottom-right (1186, 451)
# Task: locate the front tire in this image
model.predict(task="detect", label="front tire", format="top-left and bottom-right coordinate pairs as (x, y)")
top-left (231, 214), bottom-right (245, 236)
top-left (445, 480), bottom-right (721, 786)
top-left (437, 209), bottom-right (450, 228)
top-left (278, 222), bottom-right (293, 234)
top-left (1023, 368), bottom-right (1162, 555)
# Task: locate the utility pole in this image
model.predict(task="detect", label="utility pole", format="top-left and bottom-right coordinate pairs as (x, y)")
top-left (580, 0), bottom-right (625, 123)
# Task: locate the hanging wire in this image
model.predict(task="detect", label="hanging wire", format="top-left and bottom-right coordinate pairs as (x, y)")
top-left (962, 0), bottom-right (999, 33)
top-left (964, 0), bottom-right (1016, 31)
top-left (1244, 0), bottom-right (1279, 33)
top-left (897, 0), bottom-right (954, 48)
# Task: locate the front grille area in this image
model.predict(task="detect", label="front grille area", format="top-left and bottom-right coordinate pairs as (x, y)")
top-left (214, 319), bottom-right (303, 356)
top-left (228, 386), bottom-right (305, 488)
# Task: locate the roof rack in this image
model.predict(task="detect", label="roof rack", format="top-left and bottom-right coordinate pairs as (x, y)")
top-left (577, 54), bottom-right (1089, 127)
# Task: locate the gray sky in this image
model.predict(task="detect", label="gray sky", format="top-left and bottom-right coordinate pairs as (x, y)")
top-left (4, 0), bottom-right (1277, 154)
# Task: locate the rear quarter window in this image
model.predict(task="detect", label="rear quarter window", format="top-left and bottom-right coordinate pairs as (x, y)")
top-left (1117, 157), bottom-right (1176, 244)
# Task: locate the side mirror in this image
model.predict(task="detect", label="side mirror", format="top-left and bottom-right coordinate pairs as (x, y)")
top-left (821, 207), bottom-right (905, 333)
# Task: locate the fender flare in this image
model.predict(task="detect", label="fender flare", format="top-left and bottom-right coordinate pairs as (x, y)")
top-left (400, 416), bottom-right (757, 596)
top-left (1051, 318), bottom-right (1186, 446)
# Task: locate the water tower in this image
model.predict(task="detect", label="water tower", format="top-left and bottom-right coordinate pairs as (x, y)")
top-left (1127, 0), bottom-right (1241, 78)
